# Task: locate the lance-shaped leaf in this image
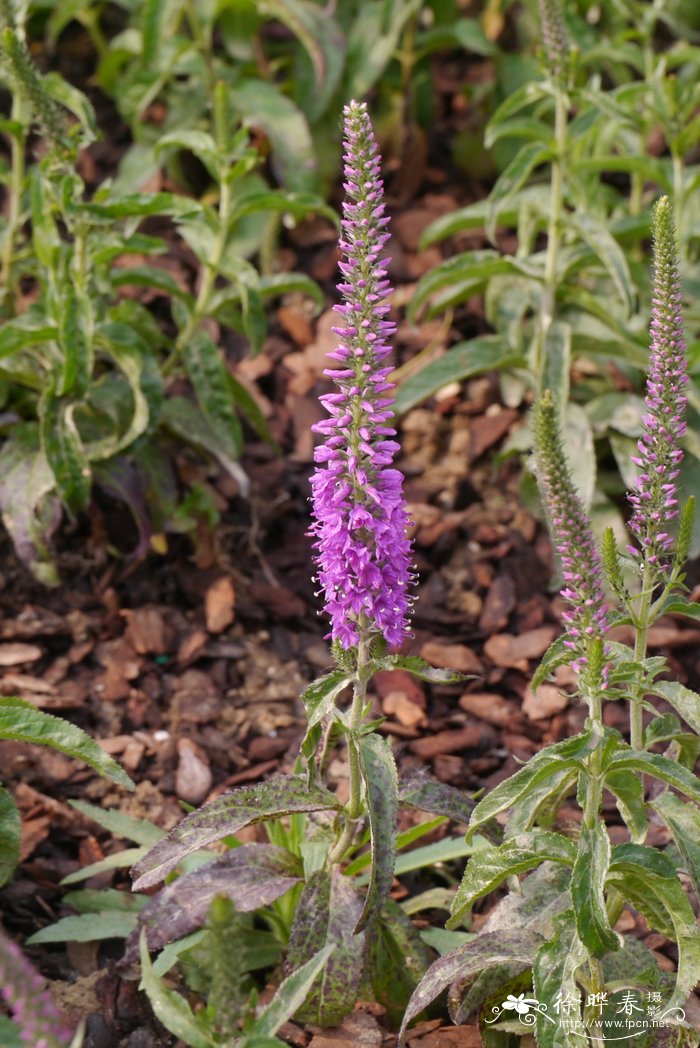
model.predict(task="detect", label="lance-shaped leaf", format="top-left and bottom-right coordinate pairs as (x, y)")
top-left (607, 843), bottom-right (700, 1009)
top-left (374, 653), bottom-right (471, 684)
top-left (355, 733), bottom-right (399, 933)
top-left (131, 776), bottom-right (341, 890)
top-left (607, 751), bottom-right (700, 803)
top-left (366, 898), bottom-right (434, 1027)
top-left (251, 944), bottom-right (336, 1040)
top-left (398, 931), bottom-right (541, 1044)
top-left (285, 868), bottom-right (365, 1025)
top-left (467, 732), bottom-right (594, 839)
top-left (0, 423), bottom-right (60, 586)
top-left (533, 910), bottom-right (588, 1048)
top-left (399, 773), bottom-right (478, 827)
top-left (530, 634), bottom-right (574, 691)
top-left (139, 931), bottom-right (219, 1048)
top-left (604, 769), bottom-right (647, 844)
top-left (447, 831), bottom-right (576, 929)
top-left (0, 788), bottom-right (20, 888)
top-left (505, 766), bottom-right (578, 837)
top-left (648, 681), bottom-right (700, 735)
top-left (39, 392), bottom-right (91, 516)
top-left (186, 330), bottom-right (243, 464)
top-left (449, 863), bottom-right (572, 1024)
top-left (124, 845), bottom-right (302, 963)
top-left (0, 697), bottom-right (133, 790)
top-left (649, 793), bottom-right (700, 901)
top-left (570, 823), bottom-right (620, 958)
top-left (301, 670), bottom-right (352, 732)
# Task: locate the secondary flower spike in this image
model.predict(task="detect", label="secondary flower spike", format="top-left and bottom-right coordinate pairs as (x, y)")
top-left (627, 196), bottom-right (687, 574)
top-left (0, 929), bottom-right (74, 1048)
top-left (309, 101), bottom-right (414, 649)
top-left (533, 391), bottom-right (608, 684)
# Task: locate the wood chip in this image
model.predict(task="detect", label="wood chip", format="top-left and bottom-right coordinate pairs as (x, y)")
top-left (175, 739), bottom-right (213, 806)
top-left (382, 691), bottom-right (427, 728)
top-left (122, 606), bottom-right (173, 655)
top-left (522, 681), bottom-right (570, 721)
top-left (478, 575), bottom-right (516, 633)
top-left (0, 673), bottom-right (56, 695)
top-left (483, 627), bottom-right (557, 670)
top-left (410, 1027), bottom-right (482, 1048)
top-left (373, 669), bottom-right (426, 709)
top-left (308, 1010), bottom-right (383, 1048)
top-left (459, 691), bottom-right (521, 729)
top-left (0, 642), bottom-right (42, 666)
top-left (419, 641), bottom-right (481, 674)
top-left (469, 408), bottom-right (519, 461)
top-left (409, 725), bottom-right (487, 759)
top-left (205, 576), bottom-right (236, 634)
top-left (177, 628), bottom-right (209, 665)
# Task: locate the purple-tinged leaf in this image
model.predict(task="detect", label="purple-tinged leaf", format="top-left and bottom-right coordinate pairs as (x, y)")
top-left (0, 788), bottom-right (20, 889)
top-left (0, 423), bottom-right (61, 586)
top-left (131, 776), bottom-right (340, 890)
top-left (376, 654), bottom-right (470, 685)
top-left (533, 910), bottom-right (586, 1048)
top-left (570, 824), bottom-right (620, 958)
top-left (398, 931), bottom-right (541, 1044)
top-left (285, 868), bottom-right (365, 1025)
top-left (356, 733), bottom-right (399, 933)
top-left (124, 845), bottom-right (301, 964)
top-left (366, 898), bottom-right (434, 1027)
top-left (399, 773), bottom-right (475, 826)
top-left (253, 944), bottom-right (336, 1040)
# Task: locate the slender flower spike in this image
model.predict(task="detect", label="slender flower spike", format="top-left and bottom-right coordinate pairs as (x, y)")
top-left (537, 0), bottom-right (568, 82)
top-left (627, 197), bottom-right (687, 576)
top-left (309, 101), bottom-right (414, 649)
top-left (533, 391), bottom-right (608, 690)
top-left (0, 929), bottom-right (74, 1048)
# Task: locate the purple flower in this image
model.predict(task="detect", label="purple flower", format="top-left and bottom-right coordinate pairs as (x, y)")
top-left (309, 101), bottom-right (414, 649)
top-left (627, 197), bottom-right (687, 575)
top-left (533, 391), bottom-right (608, 687)
top-left (0, 929), bottom-right (74, 1047)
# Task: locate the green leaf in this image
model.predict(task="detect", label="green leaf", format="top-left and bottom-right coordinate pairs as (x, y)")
top-left (346, 817), bottom-right (446, 875)
top-left (43, 71), bottom-right (96, 141)
top-left (96, 322), bottom-right (153, 458)
top-left (0, 787), bottom-right (20, 888)
top-left (563, 402), bottom-right (595, 510)
top-left (62, 888), bottom-right (148, 914)
top-left (392, 836), bottom-right (477, 877)
top-left (56, 281), bottom-right (91, 397)
top-left (0, 1015), bottom-right (23, 1048)
top-left (486, 82), bottom-right (550, 130)
top-left (126, 845), bottom-right (301, 964)
top-left (252, 945), bottom-right (335, 1039)
top-left (27, 911), bottom-right (138, 944)
top-left (448, 831), bottom-right (576, 929)
top-left (398, 931), bottom-right (540, 1044)
top-left (531, 635), bottom-right (574, 691)
top-left (0, 697), bottom-right (133, 790)
top-left (258, 272), bottom-right (324, 309)
top-left (486, 143), bottom-right (553, 241)
top-left (542, 321), bottom-right (571, 414)
top-left (0, 424), bottom-right (60, 585)
top-left (648, 680), bottom-right (700, 735)
top-left (649, 793), bottom-right (700, 900)
top-left (131, 775), bottom-right (341, 890)
top-left (285, 868), bottom-right (365, 1025)
top-left (61, 848), bottom-right (147, 886)
top-left (229, 80), bottom-right (316, 192)
top-left (570, 823), bottom-right (620, 958)
top-left (367, 898), bottom-right (435, 1027)
top-left (533, 910), bottom-right (588, 1047)
top-left (186, 330), bottom-right (243, 464)
top-left (0, 317), bottom-right (57, 360)
top-left (395, 337), bottom-right (522, 414)
top-left (139, 932), bottom-right (217, 1048)
top-left (356, 733), bottom-right (399, 932)
top-left (607, 750), bottom-right (700, 803)
top-left (300, 669), bottom-right (351, 730)
top-left (111, 265), bottom-right (193, 302)
top-left (607, 843), bottom-right (700, 1009)
top-left (408, 253), bottom-right (532, 322)
top-left (604, 770), bottom-right (647, 844)
top-left (160, 396), bottom-right (248, 493)
top-left (467, 733), bottom-right (594, 839)
top-left (564, 213), bottom-right (636, 316)
top-left (69, 799), bottom-right (165, 846)
top-left (374, 654), bottom-right (469, 685)
top-left (39, 392), bottom-right (91, 516)
top-left (230, 189), bottom-right (335, 226)
top-left (345, 0), bottom-right (421, 99)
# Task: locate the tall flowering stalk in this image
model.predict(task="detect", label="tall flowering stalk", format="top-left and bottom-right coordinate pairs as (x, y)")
top-left (309, 100), bottom-right (413, 868)
top-left (310, 100), bottom-right (414, 652)
top-left (533, 390), bottom-right (609, 700)
top-left (0, 930), bottom-right (75, 1048)
top-left (624, 197), bottom-right (690, 751)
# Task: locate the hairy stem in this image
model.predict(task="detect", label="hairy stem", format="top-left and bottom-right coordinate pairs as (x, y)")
top-left (327, 634), bottom-right (370, 867)
top-left (630, 563), bottom-right (652, 752)
top-left (535, 87), bottom-right (567, 387)
top-left (0, 111), bottom-right (25, 313)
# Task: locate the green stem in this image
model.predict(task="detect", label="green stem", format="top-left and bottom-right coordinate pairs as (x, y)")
top-left (582, 687), bottom-right (606, 1041)
top-left (0, 112), bottom-right (25, 313)
top-left (630, 563), bottom-right (652, 752)
top-left (327, 634), bottom-right (370, 868)
top-left (534, 86), bottom-right (567, 388)
top-left (672, 149), bottom-right (685, 260)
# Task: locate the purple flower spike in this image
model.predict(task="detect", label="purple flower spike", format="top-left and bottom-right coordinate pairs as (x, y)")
top-left (0, 929), bottom-right (74, 1047)
top-left (309, 100), bottom-right (414, 649)
top-left (533, 391), bottom-right (609, 690)
top-left (627, 197), bottom-right (687, 576)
